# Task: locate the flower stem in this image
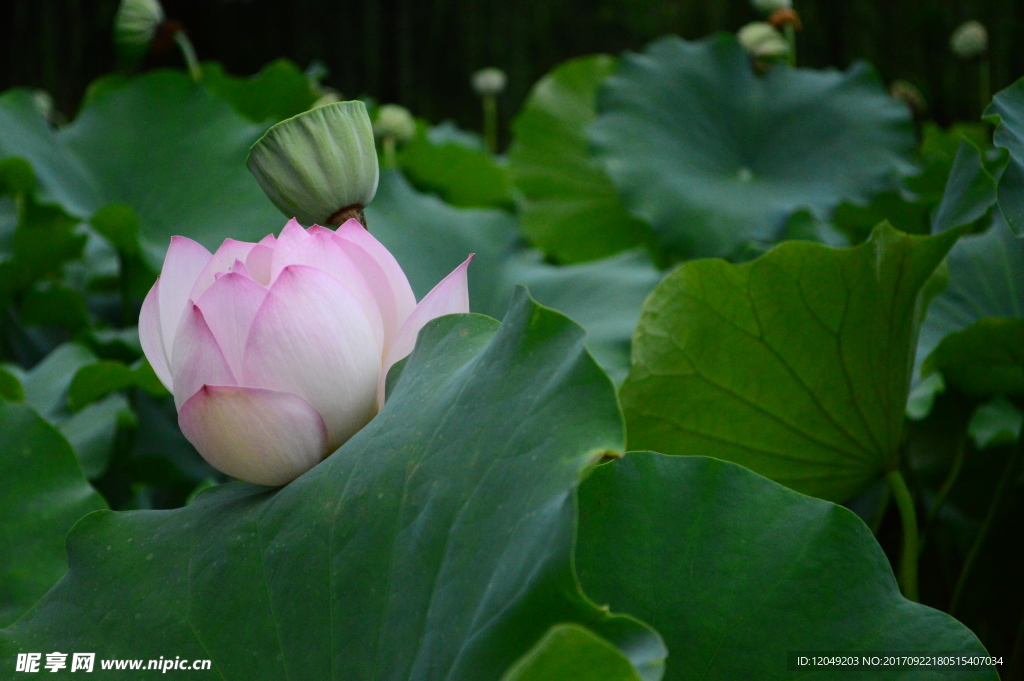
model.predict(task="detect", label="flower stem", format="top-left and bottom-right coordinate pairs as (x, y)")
top-left (950, 436), bottom-right (1024, 615)
top-left (173, 30), bottom-right (202, 82)
top-left (383, 135), bottom-right (397, 168)
top-left (483, 94), bottom-right (498, 154)
top-left (979, 55), bottom-right (991, 116)
top-left (869, 482), bottom-right (891, 536)
top-left (784, 24), bottom-right (797, 67)
top-left (887, 470), bottom-right (919, 602)
top-left (919, 430), bottom-right (967, 555)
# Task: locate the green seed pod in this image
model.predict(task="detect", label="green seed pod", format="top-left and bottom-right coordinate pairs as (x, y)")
top-left (950, 21), bottom-right (988, 59)
top-left (114, 0), bottom-right (165, 62)
top-left (471, 68), bottom-right (507, 97)
top-left (373, 104), bottom-right (417, 144)
top-left (247, 101), bottom-right (379, 227)
top-left (737, 22), bottom-right (790, 60)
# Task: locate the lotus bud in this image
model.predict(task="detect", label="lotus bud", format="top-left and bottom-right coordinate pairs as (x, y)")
top-left (737, 22), bottom-right (790, 60)
top-left (751, 0), bottom-right (791, 15)
top-left (471, 67), bottom-right (508, 97)
top-left (889, 80), bottom-right (927, 118)
top-left (374, 104), bottom-right (417, 144)
top-left (950, 21), bottom-right (988, 59)
top-left (114, 0), bottom-right (165, 62)
top-left (247, 101), bottom-right (378, 228)
top-left (139, 220), bottom-right (473, 486)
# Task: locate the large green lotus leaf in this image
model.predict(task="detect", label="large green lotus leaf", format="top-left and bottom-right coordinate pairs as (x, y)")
top-left (497, 249), bottom-right (662, 385)
top-left (0, 71), bottom-right (282, 254)
top-left (399, 135), bottom-right (512, 209)
top-left (1, 294), bottom-right (666, 681)
top-left (988, 78), bottom-right (1024, 235)
top-left (501, 624), bottom-right (643, 681)
top-left (576, 453), bottom-right (998, 681)
top-left (4, 343), bottom-right (129, 478)
top-left (620, 224), bottom-right (962, 502)
top-left (366, 170), bottom-right (520, 312)
top-left (0, 400), bottom-right (106, 628)
top-left (367, 172), bottom-right (660, 384)
top-left (201, 59), bottom-right (318, 123)
top-left (915, 219), bottom-right (1024, 400)
top-left (508, 55), bottom-right (653, 264)
top-left (590, 35), bottom-right (915, 260)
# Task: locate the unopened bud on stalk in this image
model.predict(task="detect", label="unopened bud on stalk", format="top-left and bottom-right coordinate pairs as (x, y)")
top-left (114, 0), bottom-right (165, 62)
top-left (737, 22), bottom-right (790, 60)
top-left (890, 80), bottom-right (927, 118)
top-left (247, 101), bottom-right (379, 228)
top-left (471, 67), bottom-right (507, 97)
top-left (950, 21), bottom-right (988, 59)
top-left (374, 105), bottom-right (417, 144)
top-left (751, 0), bottom-right (791, 15)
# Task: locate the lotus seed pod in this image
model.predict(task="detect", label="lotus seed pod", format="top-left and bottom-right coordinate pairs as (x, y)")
top-left (471, 68), bottom-right (507, 97)
top-left (374, 104), bottom-right (417, 144)
top-left (737, 22), bottom-right (790, 60)
top-left (752, 0), bottom-right (791, 15)
top-left (247, 101), bottom-right (379, 227)
top-left (950, 21), bottom-right (988, 59)
top-left (114, 0), bottom-right (165, 61)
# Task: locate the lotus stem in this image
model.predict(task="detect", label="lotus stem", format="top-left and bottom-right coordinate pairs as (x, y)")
top-left (919, 430), bottom-right (967, 555)
top-left (950, 436), bottom-right (1024, 615)
top-left (887, 470), bottom-right (919, 602)
top-left (483, 94), bottom-right (498, 154)
top-left (383, 135), bottom-right (397, 169)
top-left (173, 30), bottom-right (202, 82)
top-left (784, 24), bottom-right (797, 67)
top-left (979, 55), bottom-right (991, 115)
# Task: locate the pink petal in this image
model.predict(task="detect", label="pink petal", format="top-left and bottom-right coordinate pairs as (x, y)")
top-left (179, 385), bottom-right (328, 486)
top-left (158, 236), bottom-right (212, 358)
top-left (258, 233), bottom-right (277, 246)
top-left (333, 219), bottom-right (416, 348)
top-left (229, 258), bottom-right (251, 277)
top-left (195, 272), bottom-right (268, 377)
top-left (269, 223), bottom-right (384, 350)
top-left (245, 244), bottom-right (274, 286)
top-left (275, 217), bottom-right (309, 251)
top-left (242, 265), bottom-right (381, 449)
top-left (170, 304), bottom-right (237, 410)
top-left (139, 278), bottom-right (173, 392)
top-left (378, 255), bottom-right (473, 407)
top-left (188, 238), bottom-right (256, 303)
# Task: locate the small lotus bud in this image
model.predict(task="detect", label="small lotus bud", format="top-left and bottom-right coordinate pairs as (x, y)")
top-left (114, 0), bottom-right (165, 61)
top-left (950, 21), bottom-right (988, 59)
top-left (737, 22), bottom-right (790, 60)
top-left (751, 0), bottom-right (791, 15)
top-left (247, 101), bottom-right (379, 227)
top-left (373, 104), bottom-right (417, 144)
top-left (889, 80), bottom-right (927, 117)
top-left (769, 8), bottom-right (802, 31)
top-left (31, 90), bottom-right (55, 124)
top-left (471, 68), bottom-right (507, 97)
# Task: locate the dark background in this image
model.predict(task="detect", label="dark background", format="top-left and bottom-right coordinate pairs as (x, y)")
top-left (2, 0), bottom-right (1023, 138)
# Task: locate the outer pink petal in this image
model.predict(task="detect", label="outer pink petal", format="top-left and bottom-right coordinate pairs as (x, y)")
top-left (139, 278), bottom-right (173, 392)
top-left (332, 219), bottom-right (416, 348)
top-left (258, 233), bottom-right (277, 246)
top-left (179, 385), bottom-right (328, 486)
top-left (188, 238), bottom-right (256, 303)
top-left (378, 255), bottom-right (473, 407)
top-left (245, 244), bottom-right (274, 286)
top-left (242, 265), bottom-right (381, 449)
top-left (269, 223), bottom-right (384, 350)
top-left (158, 236), bottom-right (212, 357)
top-left (195, 272), bottom-right (268, 377)
top-left (170, 304), bottom-right (237, 410)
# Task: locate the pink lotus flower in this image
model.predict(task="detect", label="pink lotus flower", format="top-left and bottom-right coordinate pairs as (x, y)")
top-left (139, 218), bottom-right (471, 486)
